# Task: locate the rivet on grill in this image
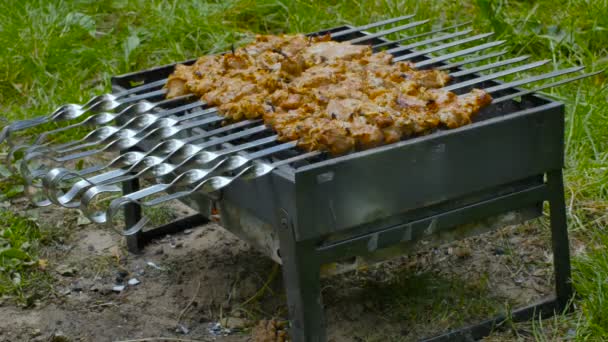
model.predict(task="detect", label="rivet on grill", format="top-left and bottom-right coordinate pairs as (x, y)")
top-left (280, 218), bottom-right (289, 230)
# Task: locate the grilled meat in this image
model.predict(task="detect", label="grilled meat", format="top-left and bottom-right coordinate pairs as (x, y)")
top-left (165, 34), bottom-right (492, 155)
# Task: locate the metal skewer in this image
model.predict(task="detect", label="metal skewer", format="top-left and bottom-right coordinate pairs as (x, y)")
top-left (373, 21), bottom-right (472, 49)
top-left (449, 55), bottom-right (530, 78)
top-left (444, 59), bottom-right (552, 91)
top-left (3, 18), bottom-right (475, 153)
top-left (80, 134), bottom-right (280, 224)
top-left (100, 66), bottom-right (595, 221)
top-left (16, 28), bottom-right (467, 167)
top-left (386, 29), bottom-right (474, 55)
top-left (435, 50), bottom-right (508, 70)
top-left (17, 34), bottom-right (511, 178)
top-left (10, 23), bottom-right (502, 171)
top-left (6, 98), bottom-right (204, 169)
top-left (414, 40), bottom-right (506, 67)
top-left (0, 86), bottom-right (170, 147)
top-left (349, 20), bottom-right (430, 44)
top-left (395, 32), bottom-right (495, 61)
top-left (0, 79), bottom-right (168, 145)
top-left (329, 15), bottom-right (415, 38)
top-left (492, 70), bottom-right (604, 103)
top-left (64, 63), bottom-right (569, 218)
top-left (38, 58), bottom-right (540, 206)
top-left (0, 15), bottom-right (420, 146)
top-left (103, 150), bottom-right (320, 235)
top-left (20, 113), bottom-right (225, 182)
top-left (37, 120), bottom-right (261, 208)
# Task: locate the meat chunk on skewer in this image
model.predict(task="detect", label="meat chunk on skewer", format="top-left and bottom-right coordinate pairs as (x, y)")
top-left (164, 34), bottom-right (492, 155)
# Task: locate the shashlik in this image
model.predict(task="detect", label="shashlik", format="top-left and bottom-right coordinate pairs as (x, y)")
top-left (165, 34), bottom-right (492, 155)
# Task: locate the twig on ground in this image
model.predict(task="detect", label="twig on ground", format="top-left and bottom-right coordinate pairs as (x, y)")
top-left (90, 302), bottom-right (117, 308)
top-left (240, 263), bottom-right (279, 307)
top-left (177, 280), bottom-right (201, 324)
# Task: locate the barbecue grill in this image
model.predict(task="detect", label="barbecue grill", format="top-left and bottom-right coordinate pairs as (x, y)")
top-left (2, 15), bottom-right (598, 341)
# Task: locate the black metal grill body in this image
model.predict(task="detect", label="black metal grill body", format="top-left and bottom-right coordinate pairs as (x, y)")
top-left (110, 25), bottom-right (572, 342)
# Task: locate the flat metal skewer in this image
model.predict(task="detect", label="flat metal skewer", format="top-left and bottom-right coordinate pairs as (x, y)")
top-left (374, 21), bottom-right (472, 49)
top-left (444, 59), bottom-right (551, 91)
top-left (17, 36), bottom-right (512, 173)
top-left (435, 50), bottom-right (509, 70)
top-left (395, 32), bottom-right (495, 61)
top-left (414, 40), bottom-right (506, 67)
top-left (492, 70), bottom-right (604, 103)
top-left (38, 120), bottom-right (261, 208)
top-left (450, 55), bottom-right (530, 78)
top-left (349, 19), bottom-right (430, 44)
top-left (483, 66), bottom-right (586, 93)
top-left (1, 16), bottom-right (418, 145)
top-left (62, 62), bottom-right (557, 214)
top-left (80, 134), bottom-right (280, 224)
top-left (103, 150), bottom-right (320, 234)
top-left (10, 27), bottom-right (506, 163)
top-left (26, 55), bottom-right (534, 190)
top-left (385, 28), bottom-right (474, 54)
top-left (33, 59), bottom-right (544, 200)
top-left (0, 79), bottom-right (169, 145)
top-left (330, 15), bottom-right (415, 38)
top-left (120, 67), bottom-right (595, 221)
top-left (20, 113), bottom-right (225, 183)
top-left (57, 64), bottom-right (593, 227)
top-left (12, 28), bottom-right (458, 165)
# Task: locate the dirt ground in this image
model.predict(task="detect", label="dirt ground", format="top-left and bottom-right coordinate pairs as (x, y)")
top-left (0, 195), bottom-right (577, 342)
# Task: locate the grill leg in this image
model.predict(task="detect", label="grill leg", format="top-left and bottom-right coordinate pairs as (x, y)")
top-left (547, 169), bottom-right (573, 310)
top-left (279, 237), bottom-right (326, 342)
top-left (122, 177), bottom-right (144, 253)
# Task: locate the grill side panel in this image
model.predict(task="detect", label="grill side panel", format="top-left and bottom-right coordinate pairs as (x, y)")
top-left (293, 102), bottom-right (565, 241)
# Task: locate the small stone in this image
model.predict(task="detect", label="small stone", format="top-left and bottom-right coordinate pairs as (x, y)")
top-left (222, 316), bottom-right (248, 329)
top-left (112, 285), bottom-right (126, 293)
top-left (208, 322), bottom-right (223, 335)
top-left (115, 270), bottom-right (128, 283)
top-left (127, 278), bottom-right (140, 286)
top-left (146, 261), bottom-right (163, 270)
top-left (454, 246), bottom-right (472, 258)
top-left (71, 281), bottom-right (84, 292)
top-left (56, 265), bottom-right (77, 277)
top-left (31, 328), bottom-right (42, 337)
top-left (176, 324), bottom-right (190, 335)
top-left (99, 287), bottom-right (112, 295)
top-left (494, 247), bottom-right (505, 255)
top-left (183, 229), bottom-right (193, 235)
top-left (171, 241), bottom-right (184, 249)
top-left (89, 283), bottom-right (102, 292)
top-left (49, 331), bottom-right (70, 342)
top-left (76, 214), bottom-right (91, 226)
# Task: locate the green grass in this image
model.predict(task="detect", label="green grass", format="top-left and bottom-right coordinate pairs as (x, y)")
top-left (364, 271), bottom-right (500, 329)
top-left (0, 0), bottom-right (607, 339)
top-left (0, 209), bottom-right (51, 305)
